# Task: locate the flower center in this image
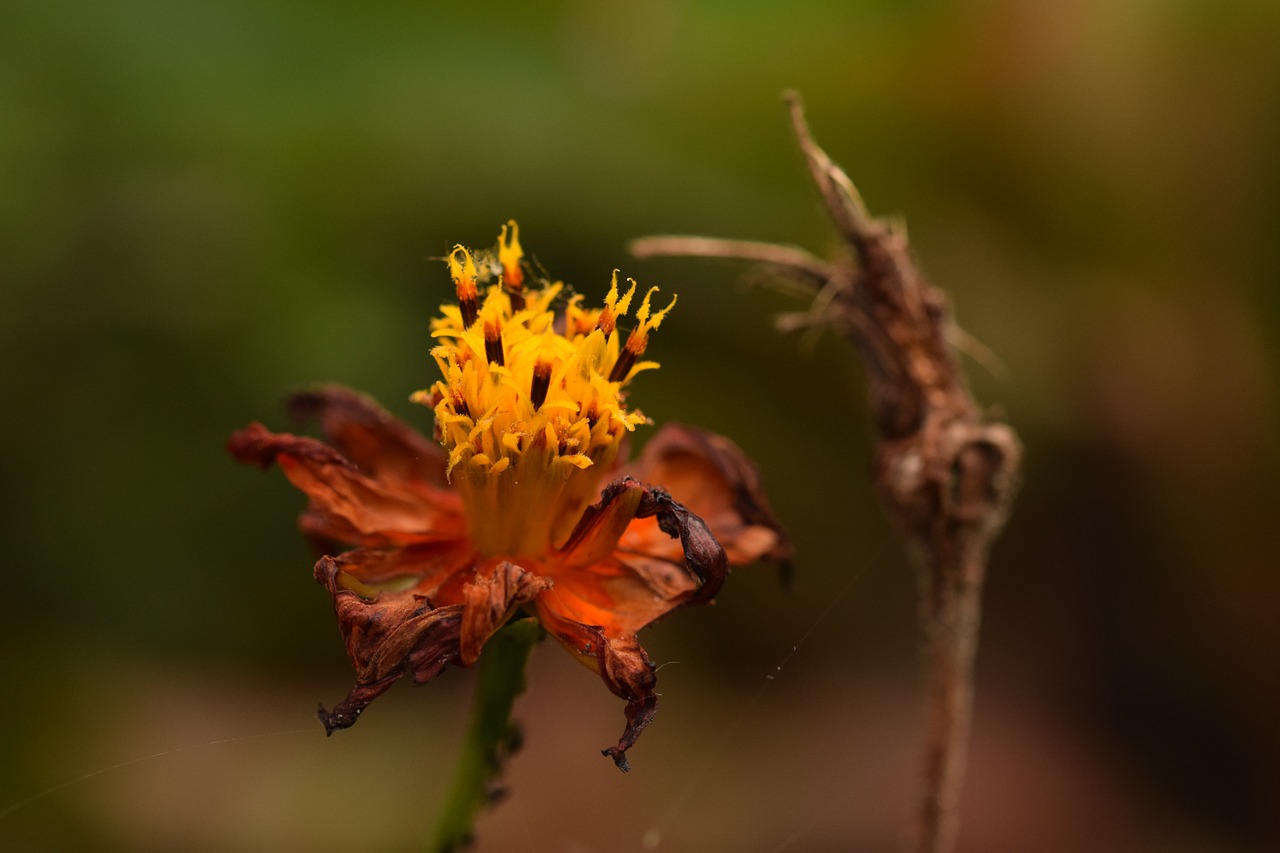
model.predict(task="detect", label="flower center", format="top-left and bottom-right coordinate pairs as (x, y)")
top-left (415, 222), bottom-right (676, 559)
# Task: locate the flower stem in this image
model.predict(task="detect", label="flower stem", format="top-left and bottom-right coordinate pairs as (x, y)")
top-left (428, 618), bottom-right (542, 853)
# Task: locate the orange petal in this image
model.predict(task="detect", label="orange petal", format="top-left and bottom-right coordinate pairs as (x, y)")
top-left (534, 596), bottom-right (658, 772)
top-left (556, 476), bottom-right (726, 607)
top-left (624, 422), bottom-right (791, 572)
top-left (537, 552), bottom-right (696, 638)
top-left (287, 385), bottom-right (449, 488)
top-left (557, 478), bottom-right (646, 568)
top-left (228, 422), bottom-right (464, 548)
top-left (320, 540), bottom-right (477, 601)
top-left (458, 560), bottom-right (552, 666)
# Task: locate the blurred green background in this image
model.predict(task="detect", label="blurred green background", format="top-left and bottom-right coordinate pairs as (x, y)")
top-left (4, 0), bottom-right (1279, 850)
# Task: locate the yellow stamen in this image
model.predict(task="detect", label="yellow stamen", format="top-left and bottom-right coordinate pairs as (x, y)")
top-left (418, 222), bottom-right (673, 559)
top-left (498, 220), bottom-right (524, 292)
top-left (448, 246), bottom-right (480, 328)
top-left (595, 271), bottom-right (636, 339)
top-left (609, 287), bottom-right (677, 383)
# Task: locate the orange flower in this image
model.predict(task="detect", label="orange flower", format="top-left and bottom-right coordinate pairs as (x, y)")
top-left (228, 223), bottom-right (789, 770)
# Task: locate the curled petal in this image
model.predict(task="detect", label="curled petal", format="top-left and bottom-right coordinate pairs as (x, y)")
top-left (459, 560), bottom-right (552, 666)
top-left (229, 421), bottom-right (352, 472)
top-left (558, 478), bottom-right (646, 569)
top-left (314, 554), bottom-right (465, 733)
top-left (319, 540), bottom-right (477, 602)
top-left (313, 553), bottom-right (551, 734)
top-left (635, 484), bottom-right (728, 605)
top-left (228, 422), bottom-right (464, 548)
top-left (538, 478), bottom-right (731, 769)
top-left (287, 385), bottom-right (448, 488)
top-left (556, 477), bottom-right (724, 612)
top-left (624, 423), bottom-right (792, 573)
top-left (535, 598), bottom-right (658, 772)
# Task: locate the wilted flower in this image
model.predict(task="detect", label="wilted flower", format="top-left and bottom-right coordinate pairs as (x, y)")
top-left (228, 223), bottom-right (788, 769)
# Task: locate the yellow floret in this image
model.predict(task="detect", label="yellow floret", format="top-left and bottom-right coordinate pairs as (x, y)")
top-left (417, 223), bottom-right (674, 558)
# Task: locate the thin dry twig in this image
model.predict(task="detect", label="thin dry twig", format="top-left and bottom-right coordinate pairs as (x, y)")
top-left (630, 92), bottom-right (1022, 853)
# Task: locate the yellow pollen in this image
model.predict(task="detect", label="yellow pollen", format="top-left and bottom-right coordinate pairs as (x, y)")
top-left (419, 223), bottom-right (673, 559)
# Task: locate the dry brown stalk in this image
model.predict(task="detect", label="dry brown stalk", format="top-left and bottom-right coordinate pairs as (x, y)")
top-left (631, 92), bottom-right (1022, 853)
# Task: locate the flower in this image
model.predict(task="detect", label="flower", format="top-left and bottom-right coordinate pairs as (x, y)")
top-left (228, 223), bottom-right (789, 770)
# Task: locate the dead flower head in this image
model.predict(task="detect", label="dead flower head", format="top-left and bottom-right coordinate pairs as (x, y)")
top-left (228, 222), bottom-right (789, 770)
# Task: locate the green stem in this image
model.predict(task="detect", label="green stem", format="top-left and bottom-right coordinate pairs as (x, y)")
top-left (428, 618), bottom-right (542, 853)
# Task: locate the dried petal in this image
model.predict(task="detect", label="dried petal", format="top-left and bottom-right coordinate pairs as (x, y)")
top-left (228, 422), bottom-right (464, 548)
top-left (287, 385), bottom-right (449, 487)
top-left (557, 478), bottom-right (646, 569)
top-left (314, 554), bottom-right (465, 733)
top-left (321, 540), bottom-right (477, 600)
top-left (459, 560), bottom-right (552, 666)
top-left (537, 477), bottom-right (731, 769)
top-left (556, 477), bottom-right (720, 613)
top-left (314, 552), bottom-right (549, 733)
top-left (634, 483), bottom-right (729, 606)
top-left (624, 423), bottom-right (792, 572)
top-left (534, 599), bottom-right (658, 772)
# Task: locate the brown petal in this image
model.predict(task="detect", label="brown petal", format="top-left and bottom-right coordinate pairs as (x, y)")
top-left (535, 478), bottom-right (732, 770)
top-left (458, 560), bottom-right (552, 666)
top-left (314, 552), bottom-right (551, 733)
top-left (228, 422), bottom-right (464, 548)
top-left (624, 422), bottom-right (792, 573)
top-left (634, 483), bottom-right (729, 606)
top-left (287, 385), bottom-right (448, 488)
top-left (314, 553), bottom-right (465, 733)
top-left (534, 597), bottom-right (659, 773)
